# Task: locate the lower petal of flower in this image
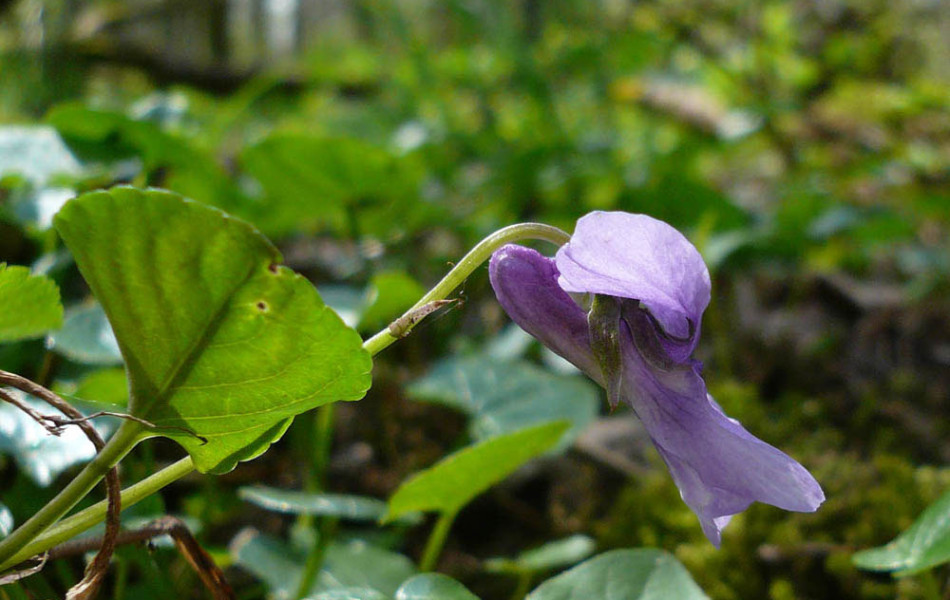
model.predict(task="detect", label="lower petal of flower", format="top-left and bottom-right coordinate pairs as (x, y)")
top-left (619, 312), bottom-right (825, 546)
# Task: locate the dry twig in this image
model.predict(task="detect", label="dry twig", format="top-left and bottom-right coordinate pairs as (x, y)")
top-left (0, 370), bottom-right (121, 600)
top-left (47, 517), bottom-right (234, 600)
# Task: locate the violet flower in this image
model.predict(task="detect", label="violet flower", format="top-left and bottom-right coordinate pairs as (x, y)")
top-left (489, 211), bottom-right (824, 546)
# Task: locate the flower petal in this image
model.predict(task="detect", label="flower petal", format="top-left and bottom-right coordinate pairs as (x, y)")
top-left (555, 212), bottom-right (710, 353)
top-left (488, 244), bottom-right (599, 379)
top-left (621, 309), bottom-right (825, 546)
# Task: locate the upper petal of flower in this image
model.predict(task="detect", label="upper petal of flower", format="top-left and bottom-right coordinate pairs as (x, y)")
top-left (555, 212), bottom-right (711, 352)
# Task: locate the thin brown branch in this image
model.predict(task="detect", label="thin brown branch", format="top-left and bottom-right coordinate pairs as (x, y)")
top-left (49, 412), bottom-right (208, 444)
top-left (47, 517), bottom-right (234, 600)
top-left (0, 554), bottom-right (47, 585)
top-left (0, 388), bottom-right (61, 436)
top-left (0, 370), bottom-right (121, 600)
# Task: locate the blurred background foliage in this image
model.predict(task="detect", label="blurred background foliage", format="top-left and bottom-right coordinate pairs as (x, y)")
top-left (0, 0), bottom-right (948, 598)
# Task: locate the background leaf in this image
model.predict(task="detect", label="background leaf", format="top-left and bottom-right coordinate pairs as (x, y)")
top-left (0, 502), bottom-right (12, 538)
top-left (385, 421), bottom-right (569, 522)
top-left (407, 356), bottom-right (597, 446)
top-left (47, 302), bottom-right (122, 365)
top-left (0, 264), bottom-right (63, 342)
top-left (395, 573), bottom-right (479, 600)
top-left (230, 529), bottom-right (416, 599)
top-left (526, 549), bottom-right (708, 600)
top-left (0, 390), bottom-right (115, 486)
top-left (309, 589), bottom-right (391, 600)
top-left (239, 487), bottom-right (388, 522)
top-left (853, 489), bottom-right (950, 576)
top-left (53, 187), bottom-right (372, 473)
top-left (484, 535), bottom-right (596, 575)
top-left (240, 134), bottom-right (421, 236)
top-left (0, 125), bottom-right (82, 230)
top-left (359, 270), bottom-right (426, 332)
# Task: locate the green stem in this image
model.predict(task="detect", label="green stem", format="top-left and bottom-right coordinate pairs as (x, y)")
top-left (292, 518), bottom-right (337, 600)
top-left (0, 420), bottom-right (143, 567)
top-left (291, 404), bottom-right (336, 599)
top-left (0, 456), bottom-right (195, 572)
top-left (362, 222), bottom-right (570, 356)
top-left (312, 403), bottom-right (335, 491)
top-left (510, 572), bottom-right (533, 600)
top-left (418, 510), bottom-right (457, 572)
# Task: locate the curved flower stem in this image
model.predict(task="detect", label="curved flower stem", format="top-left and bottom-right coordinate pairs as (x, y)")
top-left (418, 510), bottom-right (458, 572)
top-left (363, 222), bottom-right (570, 356)
top-left (0, 456), bottom-right (196, 572)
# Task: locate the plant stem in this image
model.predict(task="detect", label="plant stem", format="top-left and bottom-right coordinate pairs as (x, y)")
top-left (291, 404), bottom-right (336, 599)
top-left (0, 420), bottom-right (143, 567)
top-left (292, 518), bottom-right (337, 600)
top-left (510, 572), bottom-right (533, 600)
top-left (312, 403), bottom-right (335, 491)
top-left (418, 510), bottom-right (457, 572)
top-left (362, 222), bottom-right (570, 356)
top-left (0, 456), bottom-right (195, 572)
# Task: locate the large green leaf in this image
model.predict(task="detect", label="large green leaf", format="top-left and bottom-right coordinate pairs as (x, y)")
top-left (53, 187), bottom-right (372, 473)
top-left (407, 356), bottom-right (597, 446)
top-left (526, 549), bottom-right (708, 600)
top-left (395, 574), bottom-right (479, 600)
top-left (853, 489), bottom-right (950, 575)
top-left (0, 263), bottom-right (63, 342)
top-left (384, 421), bottom-right (569, 522)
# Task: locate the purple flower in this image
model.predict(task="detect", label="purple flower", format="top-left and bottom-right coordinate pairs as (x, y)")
top-left (489, 211), bottom-right (824, 546)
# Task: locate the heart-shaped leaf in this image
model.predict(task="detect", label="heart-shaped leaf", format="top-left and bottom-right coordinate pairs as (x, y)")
top-left (385, 421), bottom-right (569, 522)
top-left (526, 549), bottom-right (708, 600)
top-left (53, 187), bottom-right (372, 473)
top-left (0, 264), bottom-right (63, 342)
top-left (407, 356), bottom-right (597, 447)
top-left (853, 489), bottom-right (950, 576)
top-left (395, 573), bottom-right (479, 600)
